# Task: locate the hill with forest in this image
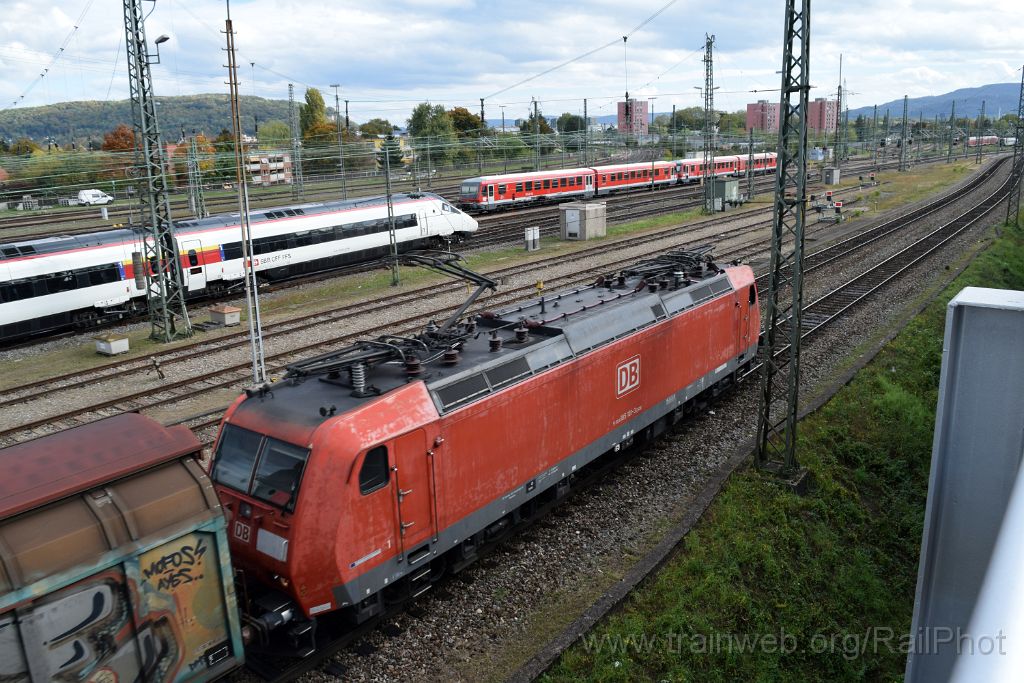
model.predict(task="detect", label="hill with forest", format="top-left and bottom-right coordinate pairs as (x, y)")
top-left (0, 94), bottom-right (293, 146)
top-left (848, 82), bottom-right (1019, 121)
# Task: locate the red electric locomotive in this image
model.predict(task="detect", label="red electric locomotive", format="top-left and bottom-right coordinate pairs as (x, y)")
top-left (209, 248), bottom-right (759, 653)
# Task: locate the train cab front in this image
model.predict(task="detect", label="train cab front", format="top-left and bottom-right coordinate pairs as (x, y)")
top-left (457, 177), bottom-right (483, 210)
top-left (209, 414), bottom-right (321, 658)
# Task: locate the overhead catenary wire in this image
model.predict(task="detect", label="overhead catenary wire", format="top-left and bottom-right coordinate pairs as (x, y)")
top-left (3, 0), bottom-right (97, 110)
top-left (484, 0), bottom-right (682, 101)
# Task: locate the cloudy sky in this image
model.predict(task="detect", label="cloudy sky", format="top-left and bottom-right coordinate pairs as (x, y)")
top-left (0, 0), bottom-right (1021, 125)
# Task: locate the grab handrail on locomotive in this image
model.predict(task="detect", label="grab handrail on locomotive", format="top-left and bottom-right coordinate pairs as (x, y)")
top-left (209, 245), bottom-right (760, 659)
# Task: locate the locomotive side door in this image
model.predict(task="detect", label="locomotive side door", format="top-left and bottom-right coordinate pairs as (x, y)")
top-left (391, 428), bottom-right (435, 561)
top-left (180, 239), bottom-right (207, 292)
top-left (740, 285), bottom-right (755, 349)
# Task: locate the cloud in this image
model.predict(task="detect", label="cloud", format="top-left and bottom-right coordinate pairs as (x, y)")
top-left (0, 0), bottom-right (1020, 126)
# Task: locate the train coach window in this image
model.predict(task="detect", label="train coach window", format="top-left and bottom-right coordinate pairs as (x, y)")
top-left (222, 241), bottom-right (243, 260)
top-left (359, 446), bottom-right (389, 494)
top-left (187, 249), bottom-right (199, 267)
top-left (560, 178), bottom-right (567, 187)
top-left (516, 183), bottom-right (523, 192)
top-left (543, 179), bottom-right (551, 189)
top-left (46, 272), bottom-right (76, 294)
top-left (498, 185), bottom-right (506, 194)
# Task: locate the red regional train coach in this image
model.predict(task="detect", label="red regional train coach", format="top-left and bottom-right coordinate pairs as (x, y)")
top-left (458, 168), bottom-right (596, 209)
top-left (209, 248), bottom-right (758, 653)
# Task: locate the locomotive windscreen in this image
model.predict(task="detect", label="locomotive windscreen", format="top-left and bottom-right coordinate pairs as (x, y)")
top-left (460, 182), bottom-right (480, 198)
top-left (211, 423), bottom-right (310, 512)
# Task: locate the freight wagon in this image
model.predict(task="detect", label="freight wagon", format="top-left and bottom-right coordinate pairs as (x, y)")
top-left (0, 413), bottom-right (244, 682)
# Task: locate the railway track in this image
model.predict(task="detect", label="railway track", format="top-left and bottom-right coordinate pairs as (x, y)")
top-left (0, 156), bottom-right (1006, 446)
top-left (0, 152), bottom-right (959, 242)
top-left (0, 150), bottom-right (1009, 681)
top-left (233, 162), bottom-right (1015, 683)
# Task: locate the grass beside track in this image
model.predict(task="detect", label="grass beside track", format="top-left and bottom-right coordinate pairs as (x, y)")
top-left (542, 219), bottom-right (1024, 682)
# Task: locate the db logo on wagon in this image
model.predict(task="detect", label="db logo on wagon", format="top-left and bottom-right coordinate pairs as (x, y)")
top-left (616, 356), bottom-right (641, 397)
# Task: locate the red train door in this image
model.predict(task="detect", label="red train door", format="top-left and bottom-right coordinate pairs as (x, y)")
top-left (392, 429), bottom-right (435, 560)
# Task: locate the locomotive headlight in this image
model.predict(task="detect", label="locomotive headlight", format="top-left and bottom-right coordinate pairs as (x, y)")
top-left (240, 501), bottom-right (253, 518)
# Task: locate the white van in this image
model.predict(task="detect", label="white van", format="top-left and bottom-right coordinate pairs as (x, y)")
top-left (78, 189), bottom-right (114, 206)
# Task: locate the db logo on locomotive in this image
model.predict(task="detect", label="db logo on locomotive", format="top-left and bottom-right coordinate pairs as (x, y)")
top-left (616, 355), bottom-right (641, 397)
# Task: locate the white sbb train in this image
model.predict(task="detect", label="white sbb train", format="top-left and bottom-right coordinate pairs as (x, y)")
top-left (0, 192), bottom-right (478, 342)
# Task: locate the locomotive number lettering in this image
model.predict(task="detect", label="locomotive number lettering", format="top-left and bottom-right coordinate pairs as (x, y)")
top-left (616, 356), bottom-right (641, 397)
top-left (233, 521), bottom-right (251, 543)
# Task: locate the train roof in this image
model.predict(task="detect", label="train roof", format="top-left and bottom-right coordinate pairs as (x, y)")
top-left (461, 168), bottom-right (595, 184)
top-left (228, 249), bottom-right (744, 441)
top-left (0, 227), bottom-right (140, 260)
top-left (174, 192), bottom-right (447, 231)
top-left (596, 161), bottom-right (678, 172)
top-left (0, 192), bottom-right (451, 260)
top-left (0, 413), bottom-right (201, 520)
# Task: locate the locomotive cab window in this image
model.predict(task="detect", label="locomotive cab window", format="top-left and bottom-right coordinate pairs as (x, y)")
top-left (359, 446), bottom-right (389, 494)
top-left (187, 249), bottom-right (199, 267)
top-left (212, 423), bottom-right (310, 512)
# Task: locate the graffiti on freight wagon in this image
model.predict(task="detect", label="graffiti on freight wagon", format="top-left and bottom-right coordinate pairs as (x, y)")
top-left (0, 532), bottom-right (232, 682)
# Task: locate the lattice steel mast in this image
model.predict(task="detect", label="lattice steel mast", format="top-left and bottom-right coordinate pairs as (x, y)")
top-left (1006, 67), bottom-right (1024, 226)
top-left (975, 100), bottom-right (986, 165)
top-left (755, 0), bottom-right (810, 472)
top-left (702, 33), bottom-right (716, 214)
top-left (946, 101), bottom-right (956, 163)
top-left (224, 4), bottom-right (266, 383)
top-left (123, 0), bottom-right (191, 342)
top-left (899, 95), bottom-right (909, 171)
top-left (289, 83), bottom-right (304, 199)
top-left (747, 127), bottom-right (755, 200)
top-left (186, 134), bottom-right (207, 218)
